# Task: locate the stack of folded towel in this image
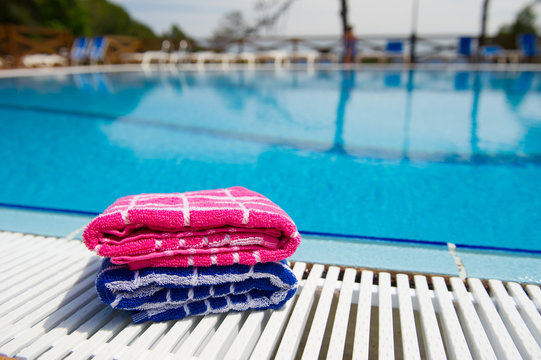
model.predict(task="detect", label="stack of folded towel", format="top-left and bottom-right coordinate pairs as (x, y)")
top-left (83, 186), bottom-right (301, 323)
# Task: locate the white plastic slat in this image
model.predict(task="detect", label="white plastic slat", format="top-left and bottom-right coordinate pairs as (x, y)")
top-left (0, 232), bottom-right (26, 250)
top-left (396, 274), bottom-right (420, 360)
top-left (0, 254), bottom-right (71, 295)
top-left (0, 247), bottom-right (92, 307)
top-left (468, 278), bottom-right (522, 359)
top-left (140, 349), bottom-right (176, 360)
top-left (199, 311), bottom-right (244, 360)
top-left (174, 314), bottom-right (222, 357)
top-left (63, 314), bottom-right (132, 360)
top-left (488, 279), bottom-right (541, 359)
top-left (301, 266), bottom-right (340, 360)
top-left (0, 267), bottom-right (98, 346)
top-left (0, 234), bottom-right (65, 253)
top-left (16, 298), bottom-right (105, 359)
top-left (118, 322), bottom-right (171, 360)
top-left (432, 277), bottom-right (472, 360)
top-left (1, 286), bottom-right (98, 357)
top-left (0, 257), bottom-right (99, 328)
top-left (0, 244), bottom-right (74, 286)
top-left (0, 243), bottom-right (87, 294)
top-left (0, 233), bottom-right (40, 255)
top-left (0, 238), bottom-right (85, 285)
top-left (379, 272), bottom-right (394, 359)
top-left (526, 285), bottom-right (541, 311)
top-left (327, 268), bottom-right (356, 360)
top-left (225, 261), bottom-right (306, 360)
top-left (140, 318), bottom-right (198, 360)
top-left (507, 282), bottom-right (541, 346)
top-left (0, 235), bottom-right (60, 270)
top-left (224, 310), bottom-right (266, 360)
top-left (449, 278), bottom-right (496, 360)
top-left (264, 263), bottom-right (324, 360)
top-left (38, 307), bottom-right (115, 360)
top-left (0, 235), bottom-right (73, 262)
top-left (248, 262), bottom-right (308, 360)
top-left (413, 275), bottom-right (446, 360)
top-left (2, 232), bottom-right (540, 360)
top-left (0, 231), bottom-right (21, 247)
top-left (91, 322), bottom-right (149, 360)
top-left (0, 253), bottom-right (92, 307)
top-left (352, 270), bottom-right (373, 360)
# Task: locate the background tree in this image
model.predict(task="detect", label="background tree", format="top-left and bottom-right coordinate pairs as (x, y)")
top-left (340, 0), bottom-right (349, 35)
top-left (0, 0), bottom-right (89, 35)
top-left (211, 11), bottom-right (249, 50)
top-left (494, 5), bottom-right (539, 49)
top-left (478, 0), bottom-right (490, 51)
top-left (82, 0), bottom-right (155, 37)
top-left (163, 24), bottom-right (189, 40)
top-left (210, 0), bottom-right (295, 50)
top-left (0, 0), bottom-right (157, 38)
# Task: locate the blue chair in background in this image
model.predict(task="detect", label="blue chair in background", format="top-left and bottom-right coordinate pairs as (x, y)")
top-left (357, 39), bottom-right (407, 63)
top-left (88, 36), bottom-right (109, 64)
top-left (518, 34), bottom-right (538, 60)
top-left (458, 37), bottom-right (473, 58)
top-left (385, 41), bottom-right (403, 54)
top-left (480, 45), bottom-right (505, 63)
top-left (384, 40), bottom-right (408, 63)
top-left (70, 37), bottom-right (90, 65)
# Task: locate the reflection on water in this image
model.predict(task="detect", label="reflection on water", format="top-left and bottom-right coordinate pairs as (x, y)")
top-left (0, 69), bottom-right (540, 251)
top-left (331, 70), bottom-right (355, 154)
top-left (97, 70), bottom-right (541, 163)
top-left (1, 69), bottom-right (539, 163)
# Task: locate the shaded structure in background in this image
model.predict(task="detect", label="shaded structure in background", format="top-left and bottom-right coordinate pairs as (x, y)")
top-left (0, 24), bottom-right (72, 67)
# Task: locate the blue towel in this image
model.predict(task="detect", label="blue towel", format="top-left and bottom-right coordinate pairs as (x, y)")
top-left (95, 259), bottom-right (298, 323)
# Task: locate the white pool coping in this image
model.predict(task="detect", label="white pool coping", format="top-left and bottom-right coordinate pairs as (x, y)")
top-left (1, 62), bottom-right (541, 79)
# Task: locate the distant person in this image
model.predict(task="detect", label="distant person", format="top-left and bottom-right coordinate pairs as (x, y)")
top-left (343, 26), bottom-right (357, 63)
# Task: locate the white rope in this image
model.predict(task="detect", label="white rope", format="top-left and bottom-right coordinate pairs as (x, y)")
top-left (65, 225), bottom-right (86, 241)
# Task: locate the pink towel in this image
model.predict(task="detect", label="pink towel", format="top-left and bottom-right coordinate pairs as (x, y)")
top-left (83, 187), bottom-right (301, 270)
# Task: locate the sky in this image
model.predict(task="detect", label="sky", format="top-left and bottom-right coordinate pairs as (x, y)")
top-left (113, 0), bottom-right (540, 38)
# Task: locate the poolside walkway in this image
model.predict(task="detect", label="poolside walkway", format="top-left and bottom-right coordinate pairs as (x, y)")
top-left (1, 231), bottom-right (540, 359)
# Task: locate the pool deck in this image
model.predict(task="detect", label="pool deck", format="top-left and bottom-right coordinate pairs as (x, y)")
top-left (1, 62), bottom-right (541, 80)
top-left (1, 231), bottom-right (540, 359)
top-left (1, 206), bottom-right (539, 284)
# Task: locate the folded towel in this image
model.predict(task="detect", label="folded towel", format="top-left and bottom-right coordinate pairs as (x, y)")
top-left (96, 259), bottom-right (298, 323)
top-left (84, 186), bottom-right (301, 270)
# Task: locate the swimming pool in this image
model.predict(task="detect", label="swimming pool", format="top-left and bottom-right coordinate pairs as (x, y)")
top-left (0, 68), bottom-right (540, 253)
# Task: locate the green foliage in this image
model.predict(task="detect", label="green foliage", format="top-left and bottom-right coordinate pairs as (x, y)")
top-left (0, 0), bottom-right (157, 38)
top-left (495, 5), bottom-right (539, 49)
top-left (82, 0), bottom-right (155, 38)
top-left (163, 24), bottom-right (189, 39)
top-left (0, 0), bottom-right (89, 35)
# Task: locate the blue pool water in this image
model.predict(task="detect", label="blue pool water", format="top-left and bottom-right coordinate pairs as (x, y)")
top-left (0, 69), bottom-right (540, 252)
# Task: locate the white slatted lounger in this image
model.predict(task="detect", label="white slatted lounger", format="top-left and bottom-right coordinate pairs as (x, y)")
top-left (0, 231), bottom-right (540, 360)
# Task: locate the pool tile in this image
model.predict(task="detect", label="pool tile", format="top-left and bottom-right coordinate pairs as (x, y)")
top-left (292, 235), bottom-right (459, 276)
top-left (456, 248), bottom-right (541, 284)
top-left (0, 207), bottom-right (92, 239)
